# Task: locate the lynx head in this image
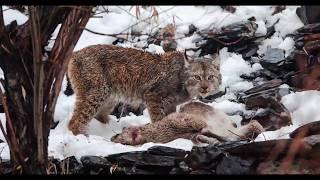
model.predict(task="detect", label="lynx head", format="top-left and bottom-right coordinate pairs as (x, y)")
top-left (183, 52), bottom-right (221, 98)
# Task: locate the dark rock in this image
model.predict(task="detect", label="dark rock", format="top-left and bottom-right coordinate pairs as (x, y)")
top-left (240, 70), bottom-right (270, 81)
top-left (197, 21), bottom-right (258, 56)
top-left (296, 6), bottom-right (320, 25)
top-left (80, 156), bottom-right (112, 171)
top-left (216, 140), bottom-right (249, 151)
top-left (112, 166), bottom-right (158, 175)
top-left (106, 151), bottom-right (143, 163)
top-left (169, 161), bottom-right (191, 174)
top-left (0, 139), bottom-right (3, 143)
top-left (242, 79), bottom-right (283, 95)
top-left (112, 38), bottom-right (125, 45)
top-left (221, 6), bottom-right (236, 13)
top-left (118, 153), bottom-right (176, 167)
top-left (215, 155), bottom-right (255, 174)
top-left (262, 48), bottom-right (285, 63)
top-left (296, 23), bottom-right (320, 34)
top-left (189, 170), bottom-right (213, 174)
top-left (226, 139), bottom-right (292, 159)
top-left (290, 121), bottom-right (320, 138)
top-left (226, 110), bottom-right (244, 117)
top-left (184, 145), bottom-right (224, 170)
top-left (105, 150), bottom-right (180, 174)
top-left (260, 48), bottom-right (286, 73)
top-left (45, 135), bottom-right (320, 174)
top-left (218, 21), bottom-right (257, 39)
top-left (188, 24), bottom-right (198, 35)
top-left (199, 88), bottom-right (227, 103)
top-left (239, 79), bottom-right (292, 130)
top-left (147, 146), bottom-right (187, 159)
top-left (241, 44), bottom-right (259, 59)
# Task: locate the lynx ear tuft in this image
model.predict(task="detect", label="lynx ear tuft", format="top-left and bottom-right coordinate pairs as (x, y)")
top-left (210, 53), bottom-right (220, 68)
top-left (184, 50), bottom-right (190, 68)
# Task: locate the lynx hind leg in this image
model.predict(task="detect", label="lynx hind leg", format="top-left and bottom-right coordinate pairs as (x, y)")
top-left (94, 100), bottom-right (117, 124)
top-left (194, 134), bottom-right (221, 145)
top-left (68, 89), bottom-right (109, 135)
top-left (235, 120), bottom-right (264, 139)
top-left (144, 92), bottom-right (177, 123)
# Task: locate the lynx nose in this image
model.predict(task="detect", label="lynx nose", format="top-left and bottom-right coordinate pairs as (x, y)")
top-left (200, 86), bottom-right (208, 92)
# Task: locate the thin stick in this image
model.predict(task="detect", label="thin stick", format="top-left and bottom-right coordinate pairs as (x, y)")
top-left (227, 129), bottom-right (249, 141)
top-left (117, 103), bottom-right (126, 122)
top-left (119, 6), bottom-right (176, 34)
top-left (0, 92), bottom-right (28, 171)
top-left (0, 118), bottom-right (8, 144)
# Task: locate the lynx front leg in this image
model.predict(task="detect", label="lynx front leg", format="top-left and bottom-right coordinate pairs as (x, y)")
top-left (68, 88), bottom-right (110, 135)
top-left (144, 91), bottom-right (177, 122)
top-left (94, 100), bottom-right (117, 124)
top-left (144, 93), bottom-right (165, 122)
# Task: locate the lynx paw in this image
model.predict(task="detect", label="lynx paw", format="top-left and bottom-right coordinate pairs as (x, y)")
top-left (246, 120), bottom-right (264, 136)
top-left (68, 121), bottom-right (88, 136)
top-left (95, 114), bottom-right (110, 124)
top-left (195, 134), bottom-right (221, 145)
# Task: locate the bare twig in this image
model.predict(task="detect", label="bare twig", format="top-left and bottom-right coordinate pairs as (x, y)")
top-left (58, 6), bottom-right (94, 13)
top-left (0, 92), bottom-right (28, 172)
top-left (119, 6), bottom-right (175, 34)
top-left (93, 6), bottom-right (111, 16)
top-left (116, 6), bottom-right (136, 18)
top-left (0, 117), bottom-right (8, 145)
top-left (117, 103), bottom-right (126, 122)
top-left (227, 129), bottom-right (249, 141)
top-left (29, 6), bottom-right (46, 167)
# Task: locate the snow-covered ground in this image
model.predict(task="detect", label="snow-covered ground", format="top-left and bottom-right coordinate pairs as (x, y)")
top-left (1, 6), bottom-right (319, 161)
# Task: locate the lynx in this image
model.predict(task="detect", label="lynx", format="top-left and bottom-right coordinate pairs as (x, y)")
top-left (111, 101), bottom-right (264, 145)
top-left (67, 45), bottom-right (221, 135)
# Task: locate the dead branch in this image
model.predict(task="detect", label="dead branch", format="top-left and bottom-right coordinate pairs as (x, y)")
top-left (119, 6), bottom-right (175, 34)
top-left (43, 6), bottom-right (94, 132)
top-left (0, 92), bottom-right (28, 172)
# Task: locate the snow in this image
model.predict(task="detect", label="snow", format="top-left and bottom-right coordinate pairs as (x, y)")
top-left (272, 8), bottom-right (304, 37)
top-left (145, 44), bottom-right (165, 54)
top-left (255, 20), bottom-right (267, 36)
top-left (2, 6), bottom-right (28, 25)
top-left (278, 37), bottom-right (295, 57)
top-left (2, 5), bottom-right (320, 161)
top-left (219, 47), bottom-right (261, 92)
top-left (210, 100), bottom-right (246, 114)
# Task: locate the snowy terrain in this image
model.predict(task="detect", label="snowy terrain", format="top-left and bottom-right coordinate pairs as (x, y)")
top-left (1, 6), bottom-right (319, 161)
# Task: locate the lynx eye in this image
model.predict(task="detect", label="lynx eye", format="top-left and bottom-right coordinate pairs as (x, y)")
top-left (194, 75), bottom-right (201, 81)
top-left (207, 75), bottom-right (215, 80)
